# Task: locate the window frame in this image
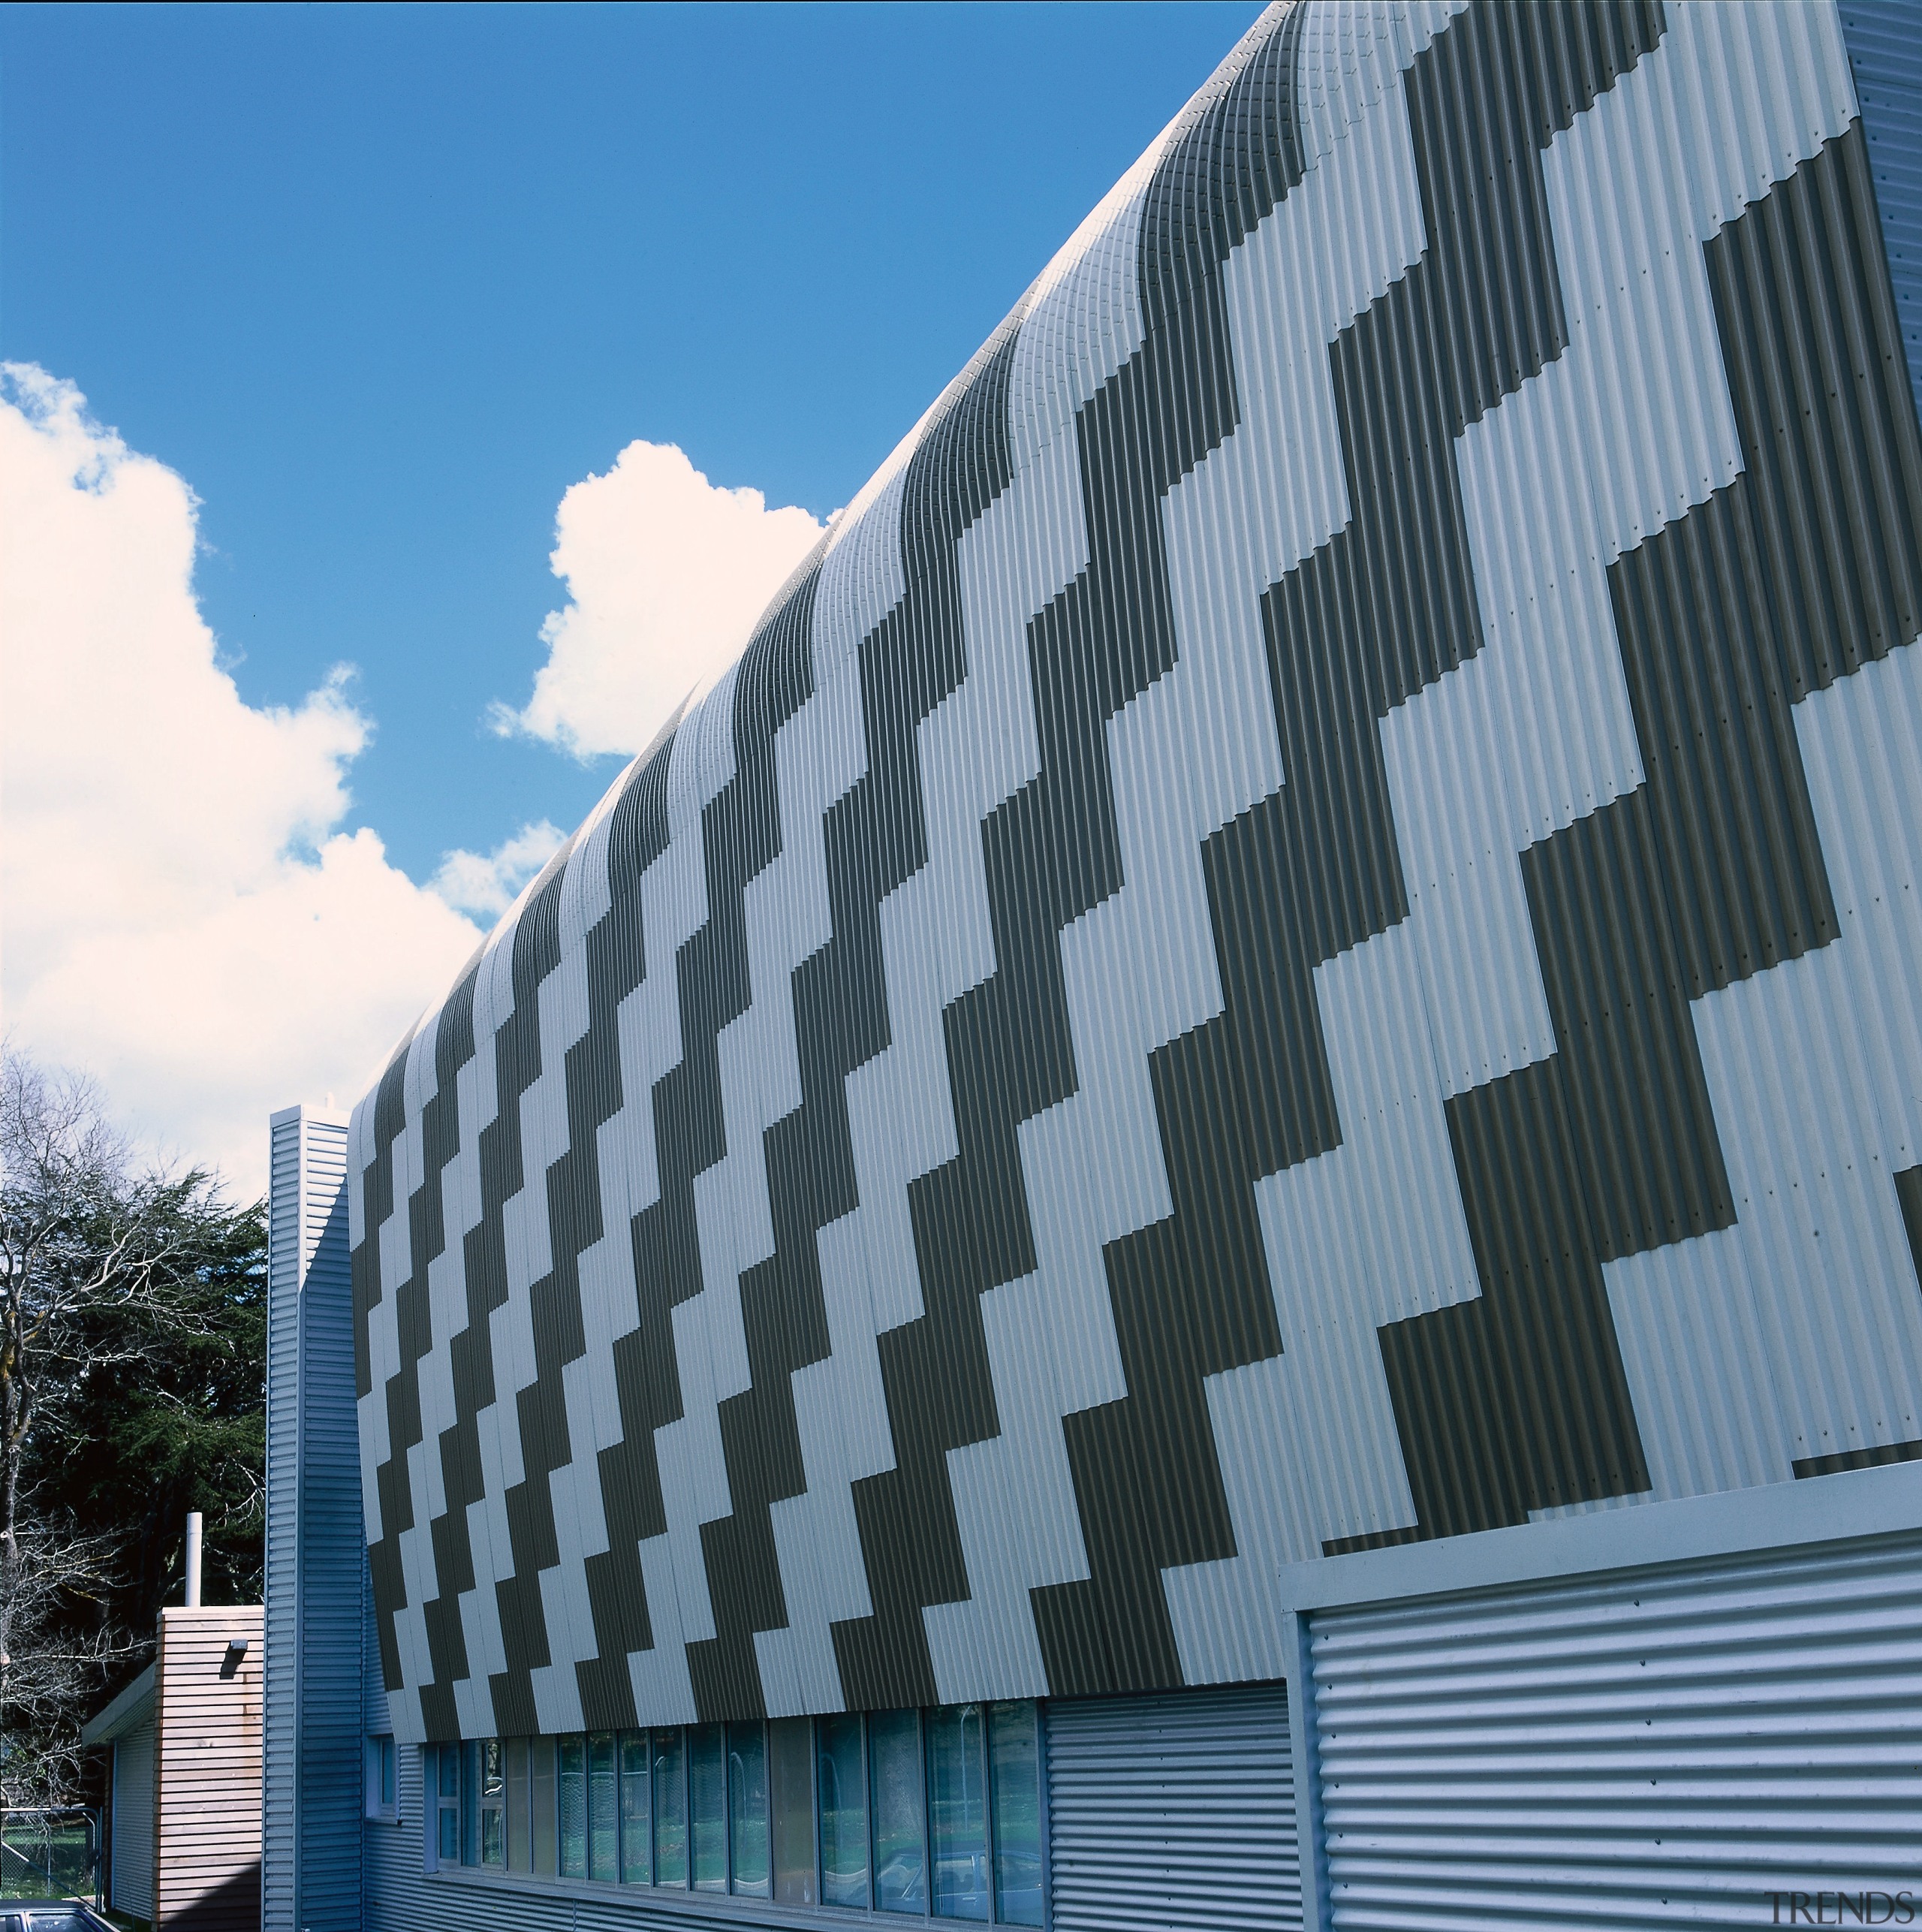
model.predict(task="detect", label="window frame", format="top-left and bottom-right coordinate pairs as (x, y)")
top-left (431, 1744), bottom-right (460, 1869)
top-left (364, 1733), bottom-right (397, 1822)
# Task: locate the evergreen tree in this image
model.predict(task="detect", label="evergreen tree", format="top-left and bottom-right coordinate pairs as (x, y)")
top-left (0, 1049), bottom-right (266, 1806)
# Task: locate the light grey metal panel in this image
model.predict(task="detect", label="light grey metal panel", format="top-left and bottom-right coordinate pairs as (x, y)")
top-left (265, 1105), bottom-right (363, 1932)
top-left (1312, 1532), bottom-right (1922, 1930)
top-left (1047, 1686), bottom-right (1303, 1932)
top-left (110, 1716), bottom-right (155, 1922)
top-left (263, 1111), bottom-right (300, 1932)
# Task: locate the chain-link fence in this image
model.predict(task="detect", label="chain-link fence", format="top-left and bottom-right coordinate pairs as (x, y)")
top-left (0, 1812), bottom-right (98, 1907)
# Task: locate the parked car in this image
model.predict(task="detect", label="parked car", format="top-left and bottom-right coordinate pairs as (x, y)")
top-left (0, 1903), bottom-right (114, 1932)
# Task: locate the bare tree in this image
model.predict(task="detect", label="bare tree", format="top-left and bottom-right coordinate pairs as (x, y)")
top-left (0, 1050), bottom-right (220, 1804)
top-left (0, 1522), bottom-right (133, 1804)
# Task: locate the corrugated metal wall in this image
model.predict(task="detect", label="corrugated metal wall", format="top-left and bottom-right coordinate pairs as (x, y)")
top-left (1309, 1531), bottom-right (1922, 1929)
top-left (264, 1107), bottom-right (363, 1932)
top-left (111, 1717), bottom-right (155, 1923)
top-left (1047, 1687), bottom-right (1300, 1932)
top-left (345, 0), bottom-right (1922, 1758)
top-left (1840, 2), bottom-right (1922, 422)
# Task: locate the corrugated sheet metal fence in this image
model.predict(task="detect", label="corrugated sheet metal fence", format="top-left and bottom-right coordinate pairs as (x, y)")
top-left (1047, 1686), bottom-right (1301, 1932)
top-left (1310, 1533), bottom-right (1922, 1930)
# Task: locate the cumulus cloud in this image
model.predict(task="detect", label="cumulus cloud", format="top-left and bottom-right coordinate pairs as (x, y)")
top-left (429, 819), bottom-right (565, 918)
top-left (493, 439), bottom-right (824, 758)
top-left (0, 363), bottom-right (486, 1199)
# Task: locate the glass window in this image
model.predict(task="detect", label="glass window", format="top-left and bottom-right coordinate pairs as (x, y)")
top-left (505, 1737), bottom-right (531, 1872)
top-left (619, 1731), bottom-right (650, 1883)
top-left (532, 1736), bottom-right (557, 1876)
top-left (366, 1735), bottom-right (396, 1818)
top-left (589, 1732), bottom-right (618, 1882)
top-left (926, 1704), bottom-right (988, 1921)
top-left (870, 1709), bottom-right (926, 1915)
top-left (460, 1741), bottom-right (480, 1866)
top-left (559, 1735), bottom-right (588, 1879)
top-left (435, 1745), bottom-right (459, 1864)
top-left (728, 1722), bottom-right (770, 1897)
top-left (480, 1738), bottom-right (505, 1868)
top-left (652, 1729), bottom-right (687, 1886)
top-left (818, 1713), bottom-right (868, 1907)
top-left (770, 1716), bottom-right (815, 1906)
top-left (424, 1710), bottom-right (1049, 1918)
top-left (990, 1703), bottom-right (1044, 1926)
top-left (688, 1723), bottom-right (726, 1892)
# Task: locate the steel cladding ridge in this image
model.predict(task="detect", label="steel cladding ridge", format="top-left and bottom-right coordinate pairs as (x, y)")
top-left (347, 0), bottom-right (1922, 1743)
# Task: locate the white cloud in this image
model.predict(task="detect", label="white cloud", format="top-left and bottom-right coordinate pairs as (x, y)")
top-left (494, 439), bottom-right (824, 758)
top-left (0, 363), bottom-right (484, 1200)
top-left (429, 819), bottom-right (565, 918)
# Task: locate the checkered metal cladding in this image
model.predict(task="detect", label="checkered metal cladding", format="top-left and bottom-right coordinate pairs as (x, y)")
top-left (348, 0), bottom-right (1922, 1744)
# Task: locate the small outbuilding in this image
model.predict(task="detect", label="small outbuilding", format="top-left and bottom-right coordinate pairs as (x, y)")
top-left (83, 1604), bottom-right (264, 1931)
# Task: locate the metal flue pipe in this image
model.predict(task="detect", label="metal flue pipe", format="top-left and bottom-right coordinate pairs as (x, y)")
top-left (185, 1511), bottom-right (203, 1608)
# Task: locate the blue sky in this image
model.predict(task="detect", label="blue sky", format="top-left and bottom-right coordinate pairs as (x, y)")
top-left (4, 1), bottom-right (1262, 883)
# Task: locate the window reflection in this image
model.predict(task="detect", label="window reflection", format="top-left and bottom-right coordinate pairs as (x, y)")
top-left (728, 1721), bottom-right (770, 1897)
top-left (505, 1736), bottom-right (531, 1872)
top-left (869, 1709), bottom-right (926, 1915)
top-left (818, 1712), bottom-right (869, 1908)
top-left (652, 1728), bottom-right (687, 1886)
top-left (989, 1702), bottom-right (1043, 1925)
top-left (926, 1704), bottom-right (988, 1921)
top-left (557, 1735), bottom-right (587, 1879)
top-left (688, 1723), bottom-right (726, 1891)
top-left (619, 1732), bottom-right (650, 1884)
top-left (770, 1716), bottom-right (815, 1906)
top-left (428, 1698), bottom-right (1046, 1921)
top-left (588, 1732), bottom-right (618, 1882)
top-left (480, 1738), bottom-right (505, 1869)
top-left (531, 1736), bottom-right (556, 1876)
top-left (435, 1745), bottom-right (459, 1864)
top-left (460, 1740), bottom-right (479, 1865)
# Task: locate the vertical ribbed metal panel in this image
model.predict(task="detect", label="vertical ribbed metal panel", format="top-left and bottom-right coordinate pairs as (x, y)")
top-left (341, 20), bottom-right (1922, 1897)
top-left (263, 1114), bottom-right (299, 1932)
top-left (1312, 1533), bottom-right (1922, 1929)
top-left (1047, 1686), bottom-right (1301, 1931)
top-left (1840, 2), bottom-right (1922, 423)
top-left (264, 1106), bottom-right (363, 1932)
top-left (111, 1717), bottom-right (155, 1921)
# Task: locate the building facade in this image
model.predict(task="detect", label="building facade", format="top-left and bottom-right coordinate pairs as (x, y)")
top-left (83, 1606), bottom-right (266, 1931)
top-left (270, 2), bottom-right (1922, 1925)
